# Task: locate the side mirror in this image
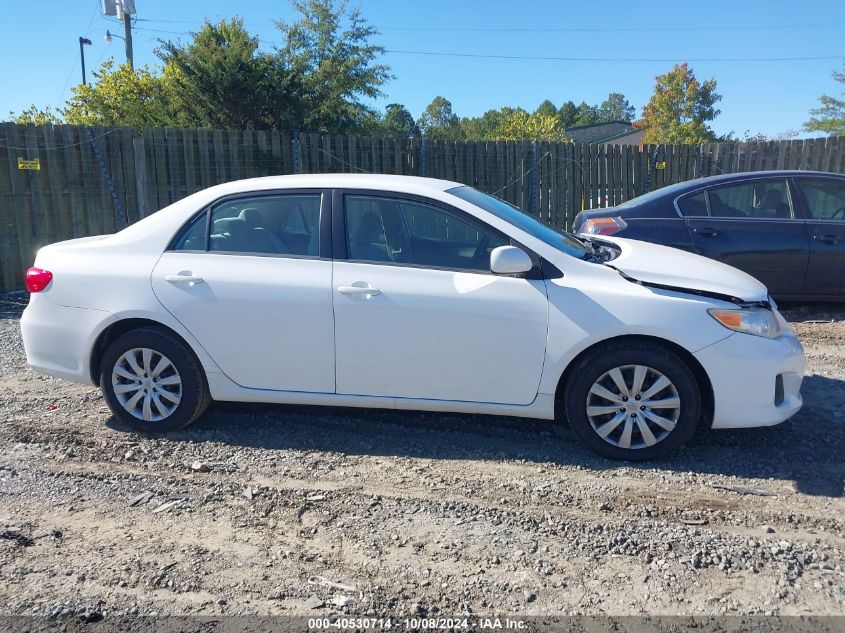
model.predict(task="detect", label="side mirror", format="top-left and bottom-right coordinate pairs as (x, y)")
top-left (490, 245), bottom-right (533, 275)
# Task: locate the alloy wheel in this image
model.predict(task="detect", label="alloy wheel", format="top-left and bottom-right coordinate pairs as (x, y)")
top-left (585, 364), bottom-right (681, 450)
top-left (111, 347), bottom-right (182, 422)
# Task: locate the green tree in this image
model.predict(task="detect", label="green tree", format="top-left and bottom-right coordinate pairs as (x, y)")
top-left (418, 96), bottom-right (462, 139)
top-left (495, 110), bottom-right (567, 141)
top-left (557, 100), bottom-right (578, 128)
top-left (460, 108), bottom-right (510, 139)
top-left (804, 63), bottom-right (845, 136)
top-left (573, 101), bottom-right (599, 126)
top-left (157, 18), bottom-right (283, 129)
top-left (598, 92), bottom-right (635, 122)
top-left (277, 0), bottom-right (392, 133)
top-left (63, 59), bottom-right (176, 127)
top-left (381, 103), bottom-right (418, 137)
top-left (9, 105), bottom-right (63, 125)
top-left (640, 63), bottom-right (721, 143)
top-left (534, 99), bottom-right (557, 117)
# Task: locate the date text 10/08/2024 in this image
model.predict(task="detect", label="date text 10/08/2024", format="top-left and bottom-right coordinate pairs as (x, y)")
top-left (308, 617), bottom-right (527, 630)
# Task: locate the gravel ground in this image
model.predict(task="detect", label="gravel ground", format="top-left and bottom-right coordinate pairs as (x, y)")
top-left (0, 292), bottom-right (843, 620)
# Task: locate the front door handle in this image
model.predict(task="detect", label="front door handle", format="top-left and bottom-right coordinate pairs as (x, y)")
top-left (165, 273), bottom-right (204, 285)
top-left (815, 234), bottom-right (839, 245)
top-left (693, 227), bottom-right (718, 237)
top-left (337, 285), bottom-right (381, 296)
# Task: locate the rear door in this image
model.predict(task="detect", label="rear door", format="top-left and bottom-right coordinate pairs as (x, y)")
top-left (794, 177), bottom-right (845, 296)
top-left (681, 178), bottom-right (810, 297)
top-left (151, 190), bottom-right (335, 393)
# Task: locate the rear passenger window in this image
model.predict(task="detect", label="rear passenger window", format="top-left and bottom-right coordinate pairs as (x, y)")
top-left (677, 191), bottom-right (707, 216)
top-left (706, 180), bottom-right (792, 219)
top-left (173, 193), bottom-right (322, 256)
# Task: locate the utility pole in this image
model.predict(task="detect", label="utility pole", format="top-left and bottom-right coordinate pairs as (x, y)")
top-left (101, 0), bottom-right (135, 69)
top-left (122, 9), bottom-right (134, 69)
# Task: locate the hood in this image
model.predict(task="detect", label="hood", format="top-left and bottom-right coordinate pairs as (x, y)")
top-left (597, 236), bottom-right (769, 303)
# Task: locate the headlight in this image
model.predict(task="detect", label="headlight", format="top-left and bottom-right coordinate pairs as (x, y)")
top-left (708, 307), bottom-right (782, 339)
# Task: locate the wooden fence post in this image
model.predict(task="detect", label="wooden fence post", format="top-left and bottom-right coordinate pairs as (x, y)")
top-left (419, 137), bottom-right (428, 177)
top-left (530, 140), bottom-right (540, 216)
top-left (132, 135), bottom-right (149, 219)
top-left (292, 130), bottom-right (302, 174)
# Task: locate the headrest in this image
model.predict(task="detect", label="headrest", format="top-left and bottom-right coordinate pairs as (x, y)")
top-left (239, 208), bottom-right (262, 228)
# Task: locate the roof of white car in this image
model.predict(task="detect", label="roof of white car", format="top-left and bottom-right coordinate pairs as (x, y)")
top-left (212, 173), bottom-right (464, 194)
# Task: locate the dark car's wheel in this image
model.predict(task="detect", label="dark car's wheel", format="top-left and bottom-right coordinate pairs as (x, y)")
top-left (562, 340), bottom-right (702, 461)
top-left (100, 327), bottom-right (210, 432)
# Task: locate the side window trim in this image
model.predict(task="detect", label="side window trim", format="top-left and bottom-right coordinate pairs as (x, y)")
top-left (167, 188), bottom-right (332, 259)
top-left (334, 188), bottom-right (546, 278)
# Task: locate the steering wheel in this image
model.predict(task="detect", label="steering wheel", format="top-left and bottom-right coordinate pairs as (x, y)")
top-left (831, 207), bottom-right (845, 220)
top-left (471, 235), bottom-right (491, 268)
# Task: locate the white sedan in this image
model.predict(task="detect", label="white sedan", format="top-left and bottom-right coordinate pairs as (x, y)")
top-left (21, 174), bottom-right (805, 460)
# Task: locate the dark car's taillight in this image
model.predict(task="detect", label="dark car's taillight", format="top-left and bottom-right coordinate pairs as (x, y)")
top-left (579, 217), bottom-right (627, 236)
top-left (26, 267), bottom-right (53, 292)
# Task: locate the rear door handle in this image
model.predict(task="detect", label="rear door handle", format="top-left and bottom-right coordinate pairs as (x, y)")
top-left (815, 234), bottom-right (839, 245)
top-left (165, 274), bottom-right (204, 285)
top-left (693, 227), bottom-right (718, 237)
top-left (337, 285), bottom-right (381, 296)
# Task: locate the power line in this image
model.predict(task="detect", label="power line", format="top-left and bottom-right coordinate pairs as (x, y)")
top-left (377, 23), bottom-right (845, 33)
top-left (383, 49), bottom-right (843, 63)
top-left (56, 0), bottom-right (101, 105)
top-left (128, 26), bottom-right (842, 64)
top-left (135, 17), bottom-right (845, 34)
top-left (0, 128), bottom-right (121, 151)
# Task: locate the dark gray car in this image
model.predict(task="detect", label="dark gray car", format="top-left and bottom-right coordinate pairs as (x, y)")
top-left (573, 170), bottom-right (845, 300)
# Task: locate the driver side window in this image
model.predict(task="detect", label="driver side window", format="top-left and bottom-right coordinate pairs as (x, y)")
top-left (345, 195), bottom-right (507, 271)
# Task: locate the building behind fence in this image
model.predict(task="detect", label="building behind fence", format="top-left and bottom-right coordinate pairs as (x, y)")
top-left (2, 122), bottom-right (845, 292)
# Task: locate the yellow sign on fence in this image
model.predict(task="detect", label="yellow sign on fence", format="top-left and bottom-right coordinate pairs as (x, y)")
top-left (655, 161), bottom-right (667, 170)
top-left (17, 157), bottom-right (41, 171)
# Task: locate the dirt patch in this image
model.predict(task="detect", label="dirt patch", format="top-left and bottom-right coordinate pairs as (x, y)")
top-left (0, 294), bottom-right (842, 618)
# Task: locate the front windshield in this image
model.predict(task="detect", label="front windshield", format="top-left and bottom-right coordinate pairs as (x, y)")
top-left (447, 186), bottom-right (591, 259)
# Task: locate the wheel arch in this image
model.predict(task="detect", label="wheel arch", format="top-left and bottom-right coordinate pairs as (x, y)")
top-left (90, 317), bottom-right (207, 386)
top-left (554, 334), bottom-right (714, 428)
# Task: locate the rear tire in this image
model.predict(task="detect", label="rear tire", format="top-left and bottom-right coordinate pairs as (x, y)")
top-left (561, 340), bottom-right (701, 461)
top-left (100, 327), bottom-right (210, 433)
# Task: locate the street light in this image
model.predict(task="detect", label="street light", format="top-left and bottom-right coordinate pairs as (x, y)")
top-left (79, 36), bottom-right (92, 85)
top-left (104, 29), bottom-right (124, 44)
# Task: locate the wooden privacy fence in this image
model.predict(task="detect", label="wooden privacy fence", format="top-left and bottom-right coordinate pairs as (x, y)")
top-left (2, 122), bottom-right (845, 292)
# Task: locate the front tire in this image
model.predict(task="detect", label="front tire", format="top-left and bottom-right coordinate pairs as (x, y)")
top-left (562, 340), bottom-right (701, 461)
top-left (100, 327), bottom-right (210, 432)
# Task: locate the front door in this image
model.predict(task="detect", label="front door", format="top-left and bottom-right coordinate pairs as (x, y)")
top-left (795, 177), bottom-right (845, 296)
top-left (682, 179), bottom-right (810, 297)
top-left (332, 193), bottom-right (549, 405)
top-left (152, 191), bottom-right (335, 392)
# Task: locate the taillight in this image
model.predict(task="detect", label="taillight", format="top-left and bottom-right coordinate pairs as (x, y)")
top-left (579, 217), bottom-right (627, 236)
top-left (26, 267), bottom-right (53, 292)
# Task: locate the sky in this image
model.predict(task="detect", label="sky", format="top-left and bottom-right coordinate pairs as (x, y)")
top-left (1, 0), bottom-right (843, 138)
